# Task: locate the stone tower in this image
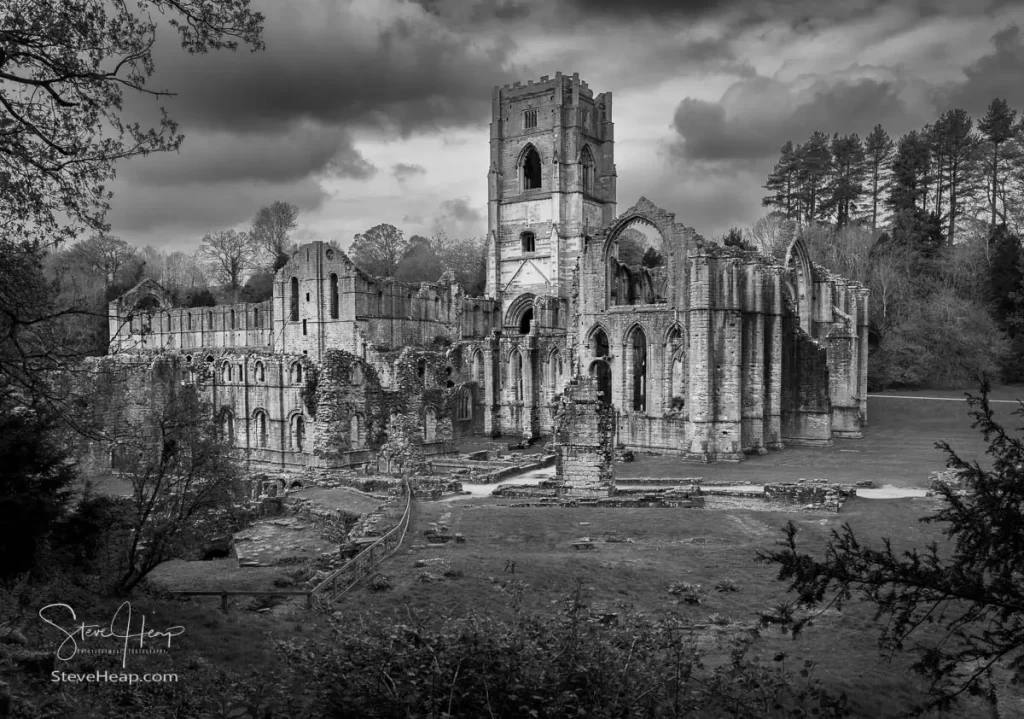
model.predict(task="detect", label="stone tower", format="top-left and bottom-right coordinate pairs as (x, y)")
top-left (486, 72), bottom-right (617, 305)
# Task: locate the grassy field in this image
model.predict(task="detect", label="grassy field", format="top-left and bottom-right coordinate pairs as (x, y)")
top-left (330, 491), bottom-right (997, 717)
top-left (618, 389), bottom-right (1024, 486)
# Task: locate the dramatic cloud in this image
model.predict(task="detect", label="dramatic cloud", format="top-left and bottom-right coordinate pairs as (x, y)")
top-left (671, 73), bottom-right (923, 161)
top-left (433, 197), bottom-right (485, 236)
top-left (152, 0), bottom-right (521, 138)
top-left (934, 25), bottom-right (1024, 114)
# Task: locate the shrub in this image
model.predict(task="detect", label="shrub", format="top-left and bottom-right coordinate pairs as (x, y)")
top-left (368, 574), bottom-right (392, 592)
top-left (715, 578), bottom-right (740, 593)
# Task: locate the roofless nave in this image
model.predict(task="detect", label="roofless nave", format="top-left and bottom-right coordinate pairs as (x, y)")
top-left (106, 71), bottom-right (870, 469)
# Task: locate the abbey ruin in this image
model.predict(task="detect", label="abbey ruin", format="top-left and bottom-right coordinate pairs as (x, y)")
top-left (107, 72), bottom-right (869, 470)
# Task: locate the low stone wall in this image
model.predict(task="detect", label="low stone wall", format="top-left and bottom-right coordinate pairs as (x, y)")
top-left (763, 479), bottom-right (852, 512)
top-left (928, 469), bottom-right (970, 496)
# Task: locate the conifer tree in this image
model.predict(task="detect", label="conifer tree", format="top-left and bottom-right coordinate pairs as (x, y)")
top-left (762, 141), bottom-right (801, 220)
top-left (825, 133), bottom-right (866, 227)
top-left (978, 99), bottom-right (1018, 229)
top-left (863, 125), bottom-right (895, 229)
top-left (794, 132), bottom-right (833, 224)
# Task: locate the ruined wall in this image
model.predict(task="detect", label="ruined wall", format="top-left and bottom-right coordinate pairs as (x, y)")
top-left (553, 375), bottom-right (615, 497)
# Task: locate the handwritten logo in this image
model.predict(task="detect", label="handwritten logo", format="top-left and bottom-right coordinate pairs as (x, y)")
top-left (39, 602), bottom-right (185, 669)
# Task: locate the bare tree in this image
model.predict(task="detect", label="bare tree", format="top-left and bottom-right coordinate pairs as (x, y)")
top-left (66, 235), bottom-right (138, 292)
top-left (250, 201), bottom-right (300, 270)
top-left (745, 214), bottom-right (796, 258)
top-left (199, 230), bottom-right (257, 300)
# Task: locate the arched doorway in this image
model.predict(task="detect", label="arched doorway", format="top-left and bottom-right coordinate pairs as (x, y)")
top-left (627, 326), bottom-right (648, 413)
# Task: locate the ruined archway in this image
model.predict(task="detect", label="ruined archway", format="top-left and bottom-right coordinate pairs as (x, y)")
top-left (589, 360), bottom-right (612, 406)
top-left (783, 237), bottom-right (813, 334)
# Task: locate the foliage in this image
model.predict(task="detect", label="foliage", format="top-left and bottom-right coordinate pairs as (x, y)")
top-left (396, 233), bottom-right (444, 283)
top-left (759, 382), bottom-right (1024, 713)
top-left (350, 223), bottom-right (407, 277)
top-left (0, 400), bottom-right (75, 579)
top-left (275, 578), bottom-right (850, 718)
top-left (104, 382), bottom-right (244, 594)
top-left (240, 270), bottom-right (275, 303)
top-left (0, 0), bottom-right (264, 248)
top-left (871, 285), bottom-right (1008, 388)
top-left (250, 201), bottom-right (299, 270)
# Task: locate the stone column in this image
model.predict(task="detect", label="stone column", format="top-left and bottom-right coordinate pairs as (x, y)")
top-left (687, 254), bottom-right (713, 457)
top-left (741, 263), bottom-right (766, 454)
top-left (764, 269), bottom-right (784, 450)
top-left (483, 335), bottom-right (499, 437)
top-left (522, 332), bottom-right (538, 440)
top-left (714, 260), bottom-right (744, 460)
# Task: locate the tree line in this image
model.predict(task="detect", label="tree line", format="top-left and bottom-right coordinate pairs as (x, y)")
top-left (746, 96), bottom-right (1024, 388)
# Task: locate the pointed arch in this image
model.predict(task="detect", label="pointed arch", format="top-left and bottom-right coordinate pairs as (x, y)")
top-left (518, 143), bottom-right (542, 191)
top-left (586, 323), bottom-right (611, 358)
top-left (580, 144), bottom-right (595, 195)
top-left (624, 323), bottom-right (648, 413)
top-left (219, 407), bottom-right (235, 445)
top-left (471, 348), bottom-right (485, 384)
top-left (290, 412), bottom-right (305, 451)
top-left (783, 236), bottom-right (813, 333)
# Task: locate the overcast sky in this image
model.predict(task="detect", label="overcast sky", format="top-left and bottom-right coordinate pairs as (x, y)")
top-left (105, 0), bottom-right (1024, 254)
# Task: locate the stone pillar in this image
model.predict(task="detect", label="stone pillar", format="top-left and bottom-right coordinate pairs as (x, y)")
top-left (553, 375), bottom-right (615, 498)
top-left (687, 255), bottom-right (713, 457)
top-left (522, 332), bottom-right (538, 440)
top-left (741, 264), bottom-right (766, 454)
top-left (827, 281), bottom-right (862, 438)
top-left (483, 334), bottom-right (500, 437)
top-left (764, 269), bottom-right (784, 450)
top-left (713, 260), bottom-right (744, 460)
top-left (857, 288), bottom-right (870, 427)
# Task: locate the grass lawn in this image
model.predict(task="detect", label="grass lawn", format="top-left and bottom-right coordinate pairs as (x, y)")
top-left (334, 494), bottom-right (992, 717)
top-left (617, 390), bottom-right (1024, 487)
top-left (289, 485), bottom-right (384, 514)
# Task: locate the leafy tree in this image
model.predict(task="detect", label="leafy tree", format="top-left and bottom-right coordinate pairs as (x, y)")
top-left (434, 232), bottom-right (487, 295)
top-left (759, 383), bottom-right (1024, 711)
top-left (979, 99), bottom-right (1018, 229)
top-left (239, 270), bottom-right (275, 303)
top-left (720, 227), bottom-right (752, 250)
top-left (0, 400), bottom-right (75, 579)
top-left (395, 234), bottom-right (443, 283)
top-left (0, 0), bottom-right (264, 248)
top-left (988, 224), bottom-right (1024, 330)
top-left (863, 124), bottom-right (895, 229)
top-left (250, 201), bottom-right (299, 270)
top-left (199, 229), bottom-right (258, 301)
top-left (349, 223), bottom-right (407, 277)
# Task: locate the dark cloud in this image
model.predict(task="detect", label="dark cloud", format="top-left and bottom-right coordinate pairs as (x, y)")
top-left (671, 75), bottom-right (920, 161)
top-left (438, 197), bottom-right (483, 224)
top-left (106, 175), bottom-right (328, 245)
top-left (934, 25), bottom-right (1024, 115)
top-left (122, 125), bottom-right (375, 186)
top-left (392, 163), bottom-right (428, 182)
top-left (153, 0), bottom-right (521, 138)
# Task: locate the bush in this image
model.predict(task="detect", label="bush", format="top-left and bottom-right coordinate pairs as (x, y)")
top-left (715, 578), bottom-right (740, 593)
top-left (872, 287), bottom-right (1009, 389)
top-left (668, 581), bottom-right (705, 605)
top-left (368, 574), bottom-right (392, 592)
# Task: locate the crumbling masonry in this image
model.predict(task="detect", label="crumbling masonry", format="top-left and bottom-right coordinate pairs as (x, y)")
top-left (106, 71), bottom-right (868, 469)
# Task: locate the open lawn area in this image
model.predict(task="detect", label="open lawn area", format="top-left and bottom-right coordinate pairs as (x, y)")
top-left (617, 388), bottom-right (1024, 486)
top-left (334, 494), bottom-right (996, 717)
